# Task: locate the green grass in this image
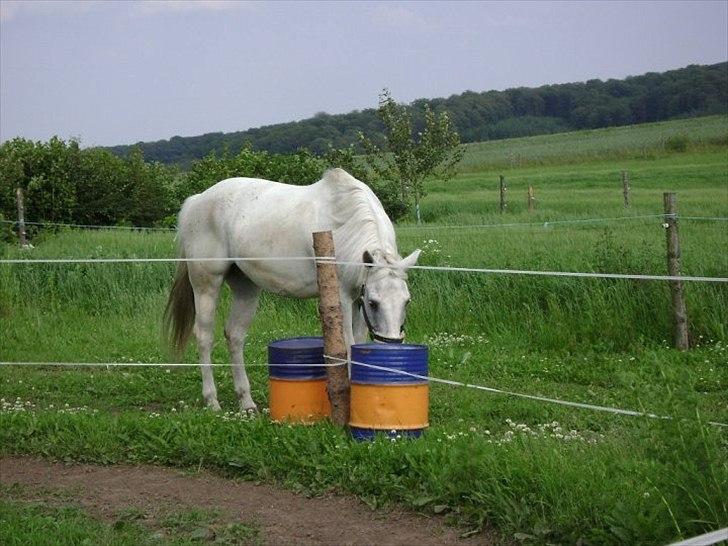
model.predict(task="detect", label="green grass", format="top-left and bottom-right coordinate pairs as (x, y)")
top-left (0, 489), bottom-right (261, 546)
top-left (1, 118), bottom-right (727, 544)
top-left (459, 114), bottom-right (728, 171)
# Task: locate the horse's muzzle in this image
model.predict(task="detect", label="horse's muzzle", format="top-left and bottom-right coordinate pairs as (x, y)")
top-left (370, 330), bottom-right (405, 344)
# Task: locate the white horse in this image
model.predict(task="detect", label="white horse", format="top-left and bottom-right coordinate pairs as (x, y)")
top-left (164, 168), bottom-right (420, 411)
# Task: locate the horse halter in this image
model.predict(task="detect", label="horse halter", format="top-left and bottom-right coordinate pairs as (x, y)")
top-left (357, 279), bottom-right (405, 344)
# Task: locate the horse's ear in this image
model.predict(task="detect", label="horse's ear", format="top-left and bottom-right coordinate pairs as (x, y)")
top-left (363, 250), bottom-right (375, 265)
top-left (398, 249), bottom-right (421, 269)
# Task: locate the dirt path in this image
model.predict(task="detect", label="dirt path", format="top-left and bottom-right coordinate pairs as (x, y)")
top-left (1, 456), bottom-right (494, 545)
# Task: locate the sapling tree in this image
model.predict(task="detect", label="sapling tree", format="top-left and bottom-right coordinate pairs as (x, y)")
top-left (359, 89), bottom-right (463, 223)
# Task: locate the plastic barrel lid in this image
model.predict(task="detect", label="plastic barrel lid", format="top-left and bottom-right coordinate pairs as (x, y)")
top-left (350, 343), bottom-right (428, 384)
top-left (268, 337), bottom-right (326, 380)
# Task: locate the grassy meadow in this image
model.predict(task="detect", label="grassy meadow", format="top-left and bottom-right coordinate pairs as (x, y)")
top-left (1, 116), bottom-right (727, 545)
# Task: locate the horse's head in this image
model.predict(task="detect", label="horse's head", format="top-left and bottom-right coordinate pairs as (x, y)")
top-left (359, 248), bottom-right (421, 343)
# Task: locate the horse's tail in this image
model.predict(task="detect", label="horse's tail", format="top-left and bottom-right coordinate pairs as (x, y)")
top-left (163, 247), bottom-right (195, 357)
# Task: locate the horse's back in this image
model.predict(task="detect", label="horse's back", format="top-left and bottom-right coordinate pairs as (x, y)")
top-left (177, 177), bottom-right (321, 283)
top-left (180, 177), bottom-right (310, 232)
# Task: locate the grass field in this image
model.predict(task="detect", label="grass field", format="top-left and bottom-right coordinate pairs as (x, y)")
top-left (1, 116), bottom-right (727, 544)
top-left (458, 114), bottom-right (728, 171)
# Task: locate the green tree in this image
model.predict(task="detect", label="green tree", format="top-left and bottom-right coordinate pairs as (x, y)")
top-left (358, 89), bottom-right (463, 223)
top-left (124, 147), bottom-right (176, 226)
top-left (322, 144), bottom-right (408, 221)
top-left (73, 148), bottom-right (128, 225)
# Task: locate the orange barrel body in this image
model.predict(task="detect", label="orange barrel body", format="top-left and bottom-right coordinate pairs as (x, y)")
top-left (268, 337), bottom-right (331, 424)
top-left (349, 343), bottom-right (429, 440)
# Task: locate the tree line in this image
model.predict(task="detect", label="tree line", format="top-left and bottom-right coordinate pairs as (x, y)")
top-left (1, 88), bottom-right (464, 236)
top-left (0, 140), bottom-right (354, 235)
top-left (106, 62), bottom-right (727, 166)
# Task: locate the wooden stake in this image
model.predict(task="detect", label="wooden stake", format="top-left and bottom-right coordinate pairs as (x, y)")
top-left (622, 171), bottom-right (630, 207)
top-left (663, 193), bottom-right (689, 350)
top-left (312, 230), bottom-right (350, 426)
top-left (499, 175), bottom-right (507, 213)
top-left (527, 185), bottom-right (535, 213)
top-left (15, 187), bottom-right (29, 247)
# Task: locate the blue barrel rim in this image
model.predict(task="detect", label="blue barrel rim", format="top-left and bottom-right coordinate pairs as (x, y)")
top-left (269, 336), bottom-right (324, 351)
top-left (350, 343), bottom-right (428, 384)
top-left (268, 336), bottom-right (326, 380)
top-left (350, 427), bottom-right (425, 441)
top-left (351, 342), bottom-right (428, 351)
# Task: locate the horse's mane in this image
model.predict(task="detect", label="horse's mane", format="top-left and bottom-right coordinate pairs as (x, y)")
top-left (319, 168), bottom-right (403, 288)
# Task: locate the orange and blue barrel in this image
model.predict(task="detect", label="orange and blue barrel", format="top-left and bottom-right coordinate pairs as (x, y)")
top-left (268, 337), bottom-right (331, 423)
top-left (349, 343), bottom-right (429, 440)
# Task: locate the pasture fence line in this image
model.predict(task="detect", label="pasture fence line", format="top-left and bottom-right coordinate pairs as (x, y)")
top-left (395, 213), bottom-right (728, 230)
top-left (14, 188), bottom-right (29, 247)
top-left (664, 193), bottom-right (689, 350)
top-left (0, 218), bottom-right (175, 232)
top-left (0, 361), bottom-right (344, 369)
top-left (3, 214), bottom-right (727, 235)
top-left (313, 230), bottom-right (351, 425)
top-left (0, 255), bottom-right (725, 283)
top-left (527, 185), bottom-right (535, 213)
top-left (2, 357), bottom-right (726, 429)
top-left (325, 356), bottom-right (728, 429)
top-left (499, 175), bottom-right (507, 213)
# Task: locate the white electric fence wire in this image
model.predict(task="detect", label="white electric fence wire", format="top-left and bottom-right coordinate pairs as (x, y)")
top-left (3, 358), bottom-right (726, 429)
top-left (678, 216), bottom-right (728, 222)
top-left (5, 215), bottom-right (728, 231)
top-left (0, 219), bottom-right (175, 231)
top-left (0, 255), bottom-right (725, 283)
top-left (396, 213), bottom-right (668, 230)
top-left (323, 356), bottom-right (728, 429)
top-left (0, 256), bottom-right (320, 264)
top-left (2, 214), bottom-right (726, 233)
top-left (667, 527), bottom-right (728, 546)
top-left (0, 361), bottom-right (342, 369)
top-left (337, 260), bottom-right (728, 283)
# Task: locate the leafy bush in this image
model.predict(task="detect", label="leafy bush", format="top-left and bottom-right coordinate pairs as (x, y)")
top-left (664, 134), bottom-right (690, 152)
top-left (0, 135), bottom-right (431, 233)
top-left (0, 138), bottom-right (178, 233)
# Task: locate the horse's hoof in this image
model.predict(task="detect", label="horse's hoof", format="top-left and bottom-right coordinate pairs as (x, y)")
top-left (207, 400), bottom-right (222, 411)
top-left (240, 402), bottom-right (258, 415)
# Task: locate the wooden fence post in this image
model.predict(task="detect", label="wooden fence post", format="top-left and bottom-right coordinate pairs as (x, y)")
top-left (15, 187), bottom-right (29, 248)
top-left (663, 193), bottom-right (689, 350)
top-left (527, 185), bottom-right (535, 213)
top-left (622, 171), bottom-right (630, 207)
top-left (312, 231), bottom-right (350, 426)
top-left (499, 175), bottom-right (507, 213)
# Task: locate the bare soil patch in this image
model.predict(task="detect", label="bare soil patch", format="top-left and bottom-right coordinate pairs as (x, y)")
top-left (1, 456), bottom-right (494, 545)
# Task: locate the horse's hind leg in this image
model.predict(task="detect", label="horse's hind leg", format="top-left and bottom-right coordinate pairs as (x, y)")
top-left (189, 264), bottom-right (225, 411)
top-left (225, 267), bottom-right (261, 412)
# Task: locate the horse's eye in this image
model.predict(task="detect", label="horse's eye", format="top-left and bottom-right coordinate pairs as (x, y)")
top-left (368, 300), bottom-right (379, 309)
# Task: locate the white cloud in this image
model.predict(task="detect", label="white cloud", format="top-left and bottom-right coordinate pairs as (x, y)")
top-left (133, 0), bottom-right (256, 16)
top-left (0, 0), bottom-right (254, 23)
top-left (0, 0), bottom-right (102, 23)
top-left (370, 4), bottom-right (431, 32)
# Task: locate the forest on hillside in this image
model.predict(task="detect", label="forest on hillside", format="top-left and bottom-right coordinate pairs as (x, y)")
top-left (107, 62), bottom-right (727, 166)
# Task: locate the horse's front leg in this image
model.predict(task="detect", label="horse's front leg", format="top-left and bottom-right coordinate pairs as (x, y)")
top-left (338, 297), bottom-right (364, 381)
top-left (225, 272), bottom-right (261, 413)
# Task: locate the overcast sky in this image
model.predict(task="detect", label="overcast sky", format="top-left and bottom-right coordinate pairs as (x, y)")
top-left (1, 0), bottom-right (726, 147)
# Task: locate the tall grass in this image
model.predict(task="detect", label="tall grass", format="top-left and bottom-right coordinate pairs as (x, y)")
top-left (459, 115), bottom-right (728, 171)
